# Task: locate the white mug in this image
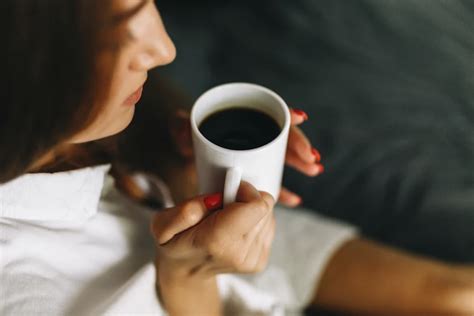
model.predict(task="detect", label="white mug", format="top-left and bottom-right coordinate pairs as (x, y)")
top-left (190, 83), bottom-right (291, 205)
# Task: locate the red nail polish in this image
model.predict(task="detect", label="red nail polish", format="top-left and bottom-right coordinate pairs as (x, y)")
top-left (292, 109), bottom-right (308, 121)
top-left (204, 193), bottom-right (223, 211)
top-left (311, 148), bottom-right (321, 162)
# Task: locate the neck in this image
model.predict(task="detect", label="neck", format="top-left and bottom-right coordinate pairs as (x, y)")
top-left (28, 141), bottom-right (113, 174)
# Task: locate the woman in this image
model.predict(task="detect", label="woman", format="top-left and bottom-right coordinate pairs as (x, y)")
top-left (0, 1), bottom-right (473, 315)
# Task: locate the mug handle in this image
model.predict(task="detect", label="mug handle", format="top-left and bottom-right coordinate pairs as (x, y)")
top-left (223, 167), bottom-right (242, 206)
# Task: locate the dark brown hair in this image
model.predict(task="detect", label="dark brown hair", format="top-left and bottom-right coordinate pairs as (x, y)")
top-left (0, 1), bottom-right (192, 207)
top-left (0, 1), bottom-right (114, 184)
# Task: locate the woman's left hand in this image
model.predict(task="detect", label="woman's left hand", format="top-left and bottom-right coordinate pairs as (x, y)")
top-left (170, 108), bottom-right (324, 208)
top-left (279, 109), bottom-right (324, 207)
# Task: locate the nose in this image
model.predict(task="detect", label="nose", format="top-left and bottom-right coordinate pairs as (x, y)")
top-left (130, 7), bottom-right (176, 71)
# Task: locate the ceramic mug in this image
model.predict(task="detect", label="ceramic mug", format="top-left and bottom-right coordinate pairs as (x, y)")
top-left (191, 82), bottom-right (291, 205)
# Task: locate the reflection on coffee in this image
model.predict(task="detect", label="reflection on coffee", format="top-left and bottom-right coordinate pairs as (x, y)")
top-left (199, 107), bottom-right (281, 150)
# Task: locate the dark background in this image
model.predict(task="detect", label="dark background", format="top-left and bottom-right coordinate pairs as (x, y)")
top-left (151, 0), bottom-right (474, 263)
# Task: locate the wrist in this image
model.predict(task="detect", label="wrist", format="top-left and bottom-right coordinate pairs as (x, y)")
top-left (426, 264), bottom-right (474, 314)
top-left (156, 257), bottom-right (215, 282)
top-left (155, 258), bottom-right (222, 316)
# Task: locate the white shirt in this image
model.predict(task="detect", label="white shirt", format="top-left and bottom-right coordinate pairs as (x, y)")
top-left (0, 165), bottom-right (356, 316)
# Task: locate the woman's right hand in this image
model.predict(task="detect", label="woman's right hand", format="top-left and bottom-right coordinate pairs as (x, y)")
top-left (150, 181), bottom-right (276, 279)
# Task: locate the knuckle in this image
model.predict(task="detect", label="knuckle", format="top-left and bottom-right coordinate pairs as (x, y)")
top-left (260, 192), bottom-right (275, 209)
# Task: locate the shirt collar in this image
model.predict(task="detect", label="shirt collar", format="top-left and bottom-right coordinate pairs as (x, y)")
top-left (0, 164), bottom-right (111, 222)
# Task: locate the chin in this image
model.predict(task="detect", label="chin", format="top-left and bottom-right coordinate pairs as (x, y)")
top-left (69, 107), bottom-right (136, 144)
top-left (112, 107), bottom-right (136, 135)
top-left (101, 107), bottom-right (136, 139)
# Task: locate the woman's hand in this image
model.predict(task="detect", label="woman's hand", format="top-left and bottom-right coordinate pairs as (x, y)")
top-left (150, 181), bottom-right (276, 279)
top-left (169, 108), bottom-right (323, 208)
top-left (280, 109), bottom-right (324, 207)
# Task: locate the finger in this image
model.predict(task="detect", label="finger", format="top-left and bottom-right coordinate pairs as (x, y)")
top-left (151, 193), bottom-right (223, 245)
top-left (258, 191), bottom-right (276, 212)
top-left (278, 187), bottom-right (302, 207)
top-left (235, 181), bottom-right (262, 203)
top-left (265, 216), bottom-right (276, 252)
top-left (254, 216), bottom-right (276, 272)
top-left (244, 204), bottom-right (273, 243)
top-left (240, 240), bottom-right (264, 273)
top-left (288, 126), bottom-right (320, 164)
top-left (290, 108), bottom-right (309, 125)
top-left (240, 213), bottom-right (273, 273)
top-left (209, 182), bottom-right (275, 234)
top-left (286, 148), bottom-right (324, 176)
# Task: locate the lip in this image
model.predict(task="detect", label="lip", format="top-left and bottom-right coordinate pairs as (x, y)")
top-left (123, 85), bottom-right (144, 106)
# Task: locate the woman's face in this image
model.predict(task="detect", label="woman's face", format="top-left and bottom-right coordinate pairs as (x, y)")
top-left (69, 0), bottom-right (176, 143)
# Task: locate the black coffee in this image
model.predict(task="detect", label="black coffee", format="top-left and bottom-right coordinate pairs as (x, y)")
top-left (199, 107), bottom-right (281, 150)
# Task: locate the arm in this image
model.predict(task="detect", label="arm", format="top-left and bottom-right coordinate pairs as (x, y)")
top-left (156, 260), bottom-right (222, 316)
top-left (311, 238), bottom-right (474, 315)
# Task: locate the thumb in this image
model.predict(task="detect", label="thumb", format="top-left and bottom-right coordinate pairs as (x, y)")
top-left (150, 193), bottom-right (223, 245)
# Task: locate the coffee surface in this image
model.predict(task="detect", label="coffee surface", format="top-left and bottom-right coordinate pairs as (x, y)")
top-left (199, 107), bottom-right (281, 150)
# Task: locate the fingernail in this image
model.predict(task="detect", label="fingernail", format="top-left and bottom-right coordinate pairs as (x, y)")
top-left (292, 109), bottom-right (308, 121)
top-left (311, 148), bottom-right (321, 162)
top-left (204, 193), bottom-right (223, 211)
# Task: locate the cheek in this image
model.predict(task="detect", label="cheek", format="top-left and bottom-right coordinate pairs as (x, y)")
top-left (91, 76), bottom-right (137, 137)
top-left (98, 51), bottom-right (126, 106)
top-left (68, 64), bottom-right (136, 143)
top-left (104, 47), bottom-right (140, 108)
top-left (96, 60), bottom-right (138, 132)
top-left (97, 53), bottom-right (132, 109)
